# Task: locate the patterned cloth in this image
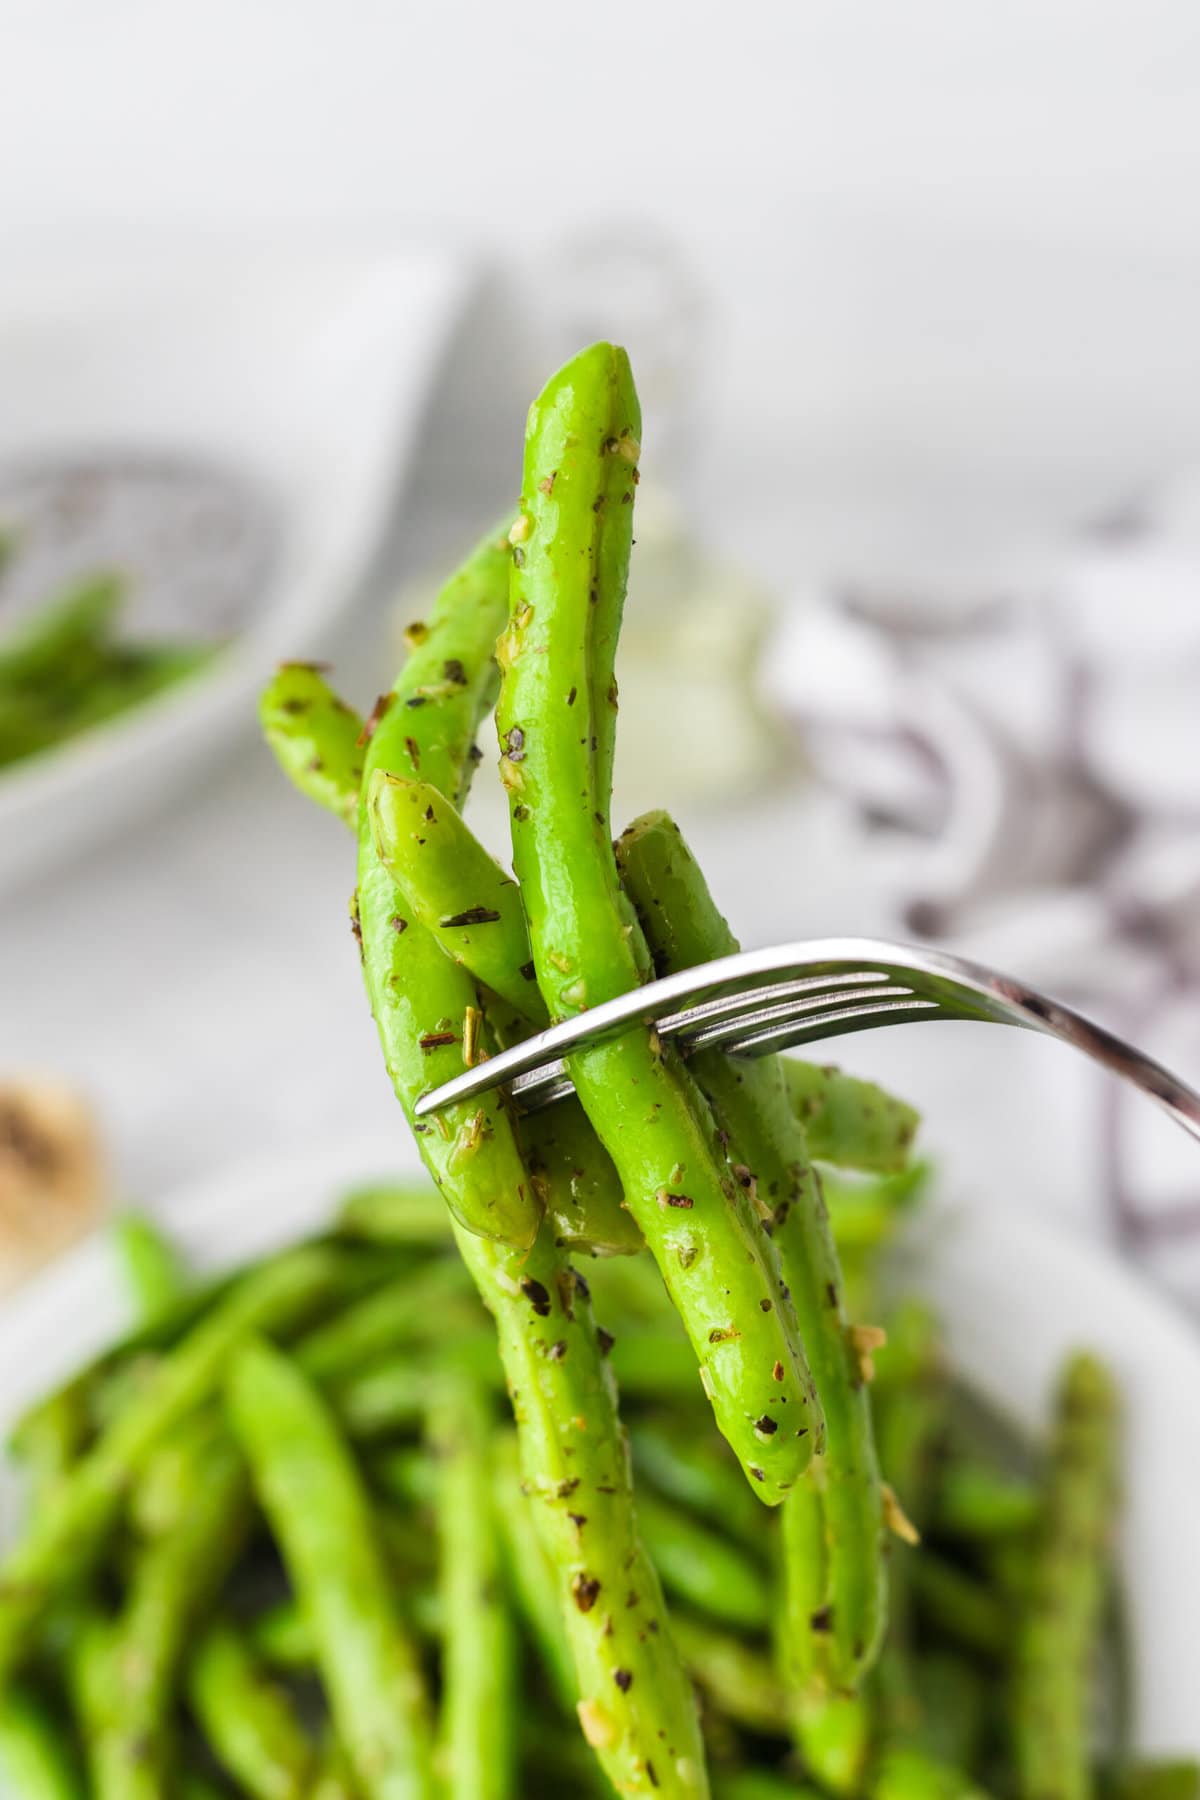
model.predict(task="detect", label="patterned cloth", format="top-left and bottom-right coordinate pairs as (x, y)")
top-left (767, 478), bottom-right (1200, 1291)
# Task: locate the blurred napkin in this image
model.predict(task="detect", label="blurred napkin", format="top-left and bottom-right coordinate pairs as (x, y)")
top-left (766, 478), bottom-right (1200, 1296)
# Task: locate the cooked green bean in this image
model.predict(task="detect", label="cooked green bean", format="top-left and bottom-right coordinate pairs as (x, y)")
top-left (87, 1433), bottom-right (249, 1798)
top-left (296, 1258), bottom-right (474, 1381)
top-left (370, 773), bottom-right (536, 1015)
top-left (616, 809), bottom-right (883, 1687)
top-left (187, 1616), bottom-right (315, 1800)
top-left (248, 1597), bottom-right (315, 1672)
top-left (630, 1422), bottom-right (765, 1550)
top-left (934, 1460), bottom-right (1042, 1542)
top-left (0, 1686), bottom-right (84, 1800)
top-left (111, 1212), bottom-right (188, 1325)
top-left (635, 1489), bottom-right (770, 1631)
top-left (491, 1428), bottom-right (577, 1714)
top-left (427, 1375), bottom-right (516, 1800)
top-left (227, 1338), bottom-right (434, 1800)
top-left (0, 1242), bottom-right (343, 1684)
top-left (336, 1182), bottom-right (454, 1243)
top-left (497, 342), bottom-right (820, 1502)
top-left (793, 1687), bottom-right (872, 1796)
top-left (259, 662), bottom-right (365, 826)
top-left (872, 1746), bottom-right (993, 1799)
top-left (783, 1061), bottom-right (919, 1174)
top-left (669, 1611), bottom-right (788, 1737)
top-left (357, 520), bottom-right (540, 1250)
top-left (1106, 1765), bottom-right (1200, 1800)
top-left (1013, 1353), bottom-right (1120, 1800)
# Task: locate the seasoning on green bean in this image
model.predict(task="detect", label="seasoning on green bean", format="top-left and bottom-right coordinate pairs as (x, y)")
top-left (356, 520), bottom-right (540, 1250)
top-left (259, 662), bottom-right (366, 826)
top-left (616, 808), bottom-right (884, 1687)
top-left (497, 342), bottom-right (821, 1501)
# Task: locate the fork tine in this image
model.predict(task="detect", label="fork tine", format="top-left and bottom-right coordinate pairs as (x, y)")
top-left (724, 995), bottom-right (942, 1059)
top-left (681, 984), bottom-right (915, 1054)
top-left (656, 969), bottom-right (891, 1039)
top-left (411, 937), bottom-right (1200, 1143)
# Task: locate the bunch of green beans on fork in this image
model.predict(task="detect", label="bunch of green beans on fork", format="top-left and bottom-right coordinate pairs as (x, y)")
top-left (0, 342), bottom-right (1178, 1800)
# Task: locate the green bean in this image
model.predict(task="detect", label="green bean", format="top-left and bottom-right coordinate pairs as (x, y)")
top-left (635, 1490), bottom-right (770, 1631)
top-left (336, 1182), bottom-right (454, 1244)
top-left (630, 1422), bottom-right (765, 1550)
top-left (0, 1686), bottom-right (84, 1799)
top-left (248, 1597), bottom-right (315, 1672)
top-left (518, 1089), bottom-right (645, 1257)
top-left (130, 1408), bottom-right (229, 1536)
top-left (821, 1164), bottom-right (930, 1258)
top-left (910, 1556), bottom-right (1008, 1659)
top-left (668, 1611), bottom-right (788, 1737)
top-left (872, 1300), bottom-right (946, 1731)
top-left (259, 662), bottom-right (365, 826)
top-left (370, 773), bottom-right (536, 1015)
top-left (0, 1242), bottom-right (344, 1684)
top-left (372, 1444), bottom-right (439, 1507)
top-left (911, 1654), bottom-right (987, 1774)
top-left (616, 810), bottom-right (882, 1687)
top-left (311, 1736), bottom-right (362, 1800)
top-left (1013, 1353), bottom-right (1120, 1800)
top-left (491, 1428), bottom-right (578, 1714)
top-left (332, 1325), bottom-right (710, 1441)
top-left (782, 1062), bottom-right (919, 1174)
top-left (369, 775), bottom-right (642, 1258)
top-left (6, 1382), bottom-right (89, 1503)
top-left (356, 520), bottom-right (540, 1250)
top-left (716, 1776), bottom-right (824, 1800)
top-left (872, 1746), bottom-right (993, 1799)
top-left (326, 539), bottom-right (708, 1794)
top-left (497, 343), bottom-right (820, 1502)
top-left (793, 1687), bottom-right (872, 1796)
top-left (98, 1437), bottom-right (248, 1798)
top-left (451, 1224), bottom-right (708, 1797)
top-left (1105, 1765), bottom-right (1200, 1800)
top-left (187, 1616), bottom-right (315, 1800)
top-left (296, 1258), bottom-right (475, 1381)
top-left (0, 573), bottom-right (123, 686)
top-left (265, 639), bottom-right (640, 1263)
top-left (934, 1461), bottom-right (1042, 1542)
top-left (427, 1375), bottom-right (516, 1800)
top-left (111, 1211), bottom-right (188, 1325)
top-left (181, 1776), bottom-right (233, 1800)
top-left (227, 1338), bottom-right (434, 1800)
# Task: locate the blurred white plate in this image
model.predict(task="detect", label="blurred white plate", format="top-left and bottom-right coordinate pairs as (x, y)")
top-left (2, 1136), bottom-right (1197, 1758)
top-left (0, 245), bottom-right (467, 892)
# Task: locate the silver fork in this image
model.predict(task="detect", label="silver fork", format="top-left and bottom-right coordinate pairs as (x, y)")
top-left (413, 936), bottom-right (1200, 1140)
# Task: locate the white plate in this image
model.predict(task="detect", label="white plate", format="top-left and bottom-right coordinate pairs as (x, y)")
top-left (2, 1137), bottom-right (1197, 1758)
top-left (0, 244), bottom-right (467, 892)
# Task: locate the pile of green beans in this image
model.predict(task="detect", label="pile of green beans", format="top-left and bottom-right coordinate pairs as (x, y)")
top-left (0, 1185), bottom-right (1175, 1799)
top-left (0, 343), bottom-right (1185, 1798)
top-left (0, 572), bottom-right (219, 773)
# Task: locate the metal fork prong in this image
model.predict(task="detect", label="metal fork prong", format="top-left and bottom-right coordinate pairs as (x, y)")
top-left (681, 984), bottom-right (914, 1054)
top-left (656, 969), bottom-right (890, 1039)
top-left (724, 995), bottom-right (943, 1059)
top-left (412, 936), bottom-right (1200, 1141)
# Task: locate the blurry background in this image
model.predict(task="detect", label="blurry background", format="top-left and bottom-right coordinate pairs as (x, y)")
top-left (3, 1), bottom-right (1200, 1296)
